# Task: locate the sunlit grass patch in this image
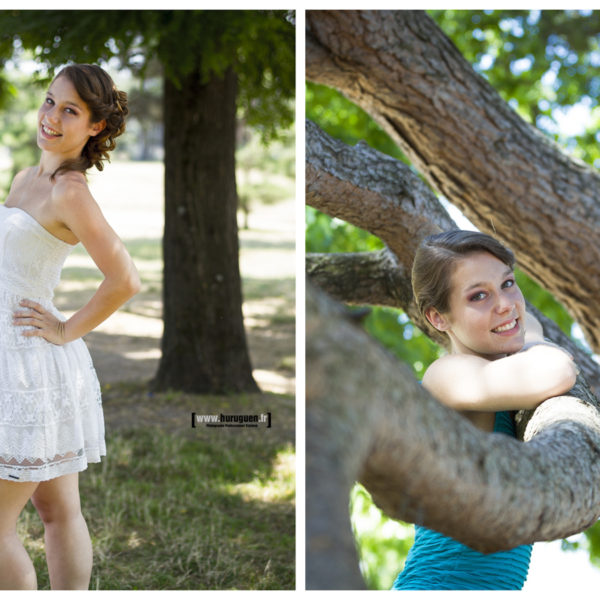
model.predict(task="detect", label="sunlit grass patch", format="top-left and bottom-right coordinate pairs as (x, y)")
top-left (19, 425), bottom-right (294, 590)
top-left (226, 444), bottom-right (295, 504)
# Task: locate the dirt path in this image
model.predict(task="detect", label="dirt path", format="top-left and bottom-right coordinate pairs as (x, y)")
top-left (56, 161), bottom-right (295, 396)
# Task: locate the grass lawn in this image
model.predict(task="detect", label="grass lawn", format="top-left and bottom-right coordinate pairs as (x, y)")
top-left (18, 386), bottom-right (295, 590)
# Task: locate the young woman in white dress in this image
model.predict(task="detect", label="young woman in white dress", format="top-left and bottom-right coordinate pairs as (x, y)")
top-left (0, 64), bottom-right (140, 590)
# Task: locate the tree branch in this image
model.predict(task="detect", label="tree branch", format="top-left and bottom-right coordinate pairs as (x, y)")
top-left (307, 282), bottom-right (600, 589)
top-left (306, 249), bottom-right (408, 306)
top-left (306, 118), bottom-right (452, 265)
top-left (306, 249), bottom-right (448, 349)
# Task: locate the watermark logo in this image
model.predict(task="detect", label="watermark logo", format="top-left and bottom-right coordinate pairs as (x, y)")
top-left (191, 412), bottom-right (272, 429)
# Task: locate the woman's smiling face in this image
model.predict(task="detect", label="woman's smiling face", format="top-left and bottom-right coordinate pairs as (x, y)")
top-left (426, 251), bottom-right (526, 358)
top-left (37, 75), bottom-right (104, 157)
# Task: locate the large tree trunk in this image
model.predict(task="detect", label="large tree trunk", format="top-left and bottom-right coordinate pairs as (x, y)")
top-left (307, 282), bottom-right (600, 590)
top-left (306, 9), bottom-right (600, 353)
top-left (153, 67), bottom-right (258, 393)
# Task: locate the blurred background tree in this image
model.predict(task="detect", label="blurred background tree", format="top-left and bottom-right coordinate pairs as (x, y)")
top-left (306, 8), bottom-right (600, 590)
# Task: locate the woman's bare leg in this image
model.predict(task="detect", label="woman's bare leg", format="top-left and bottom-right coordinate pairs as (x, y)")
top-left (0, 478), bottom-right (38, 590)
top-left (31, 472), bottom-right (92, 590)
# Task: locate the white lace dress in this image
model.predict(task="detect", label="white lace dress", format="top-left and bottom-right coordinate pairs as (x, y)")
top-left (0, 205), bottom-right (105, 482)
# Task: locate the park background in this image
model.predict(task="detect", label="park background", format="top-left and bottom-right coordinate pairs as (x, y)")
top-left (0, 10), bottom-right (295, 590)
top-left (306, 9), bottom-right (600, 591)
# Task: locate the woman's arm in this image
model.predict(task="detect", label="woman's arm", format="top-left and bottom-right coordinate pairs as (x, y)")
top-left (423, 342), bottom-right (577, 412)
top-left (523, 310), bottom-right (544, 343)
top-left (14, 176), bottom-right (140, 345)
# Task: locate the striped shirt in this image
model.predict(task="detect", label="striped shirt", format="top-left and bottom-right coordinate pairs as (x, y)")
top-left (391, 411), bottom-right (533, 590)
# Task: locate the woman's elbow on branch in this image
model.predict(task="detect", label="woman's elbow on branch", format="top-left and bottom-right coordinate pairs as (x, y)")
top-left (558, 357), bottom-right (578, 395)
top-left (535, 346), bottom-right (578, 398)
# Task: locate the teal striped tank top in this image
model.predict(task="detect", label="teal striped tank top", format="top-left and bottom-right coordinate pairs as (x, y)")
top-left (391, 411), bottom-right (532, 590)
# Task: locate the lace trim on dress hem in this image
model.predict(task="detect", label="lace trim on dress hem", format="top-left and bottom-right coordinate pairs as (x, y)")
top-left (0, 447), bottom-right (105, 482)
top-left (0, 448), bottom-right (84, 467)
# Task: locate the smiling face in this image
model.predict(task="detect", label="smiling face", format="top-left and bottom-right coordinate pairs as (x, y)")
top-left (425, 251), bottom-right (526, 359)
top-left (37, 75), bottom-right (105, 159)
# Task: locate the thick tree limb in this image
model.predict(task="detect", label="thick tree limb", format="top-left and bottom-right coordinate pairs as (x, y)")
top-left (306, 118), bottom-right (452, 265)
top-left (307, 282), bottom-right (600, 589)
top-left (306, 250), bottom-right (409, 308)
top-left (306, 9), bottom-right (600, 352)
top-left (306, 249), bottom-right (447, 349)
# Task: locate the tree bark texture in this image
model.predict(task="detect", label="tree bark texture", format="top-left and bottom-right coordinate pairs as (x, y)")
top-left (306, 120), bottom-right (600, 395)
top-left (306, 9), bottom-right (600, 352)
top-left (154, 67), bottom-right (259, 393)
top-left (306, 119), bottom-right (452, 265)
top-left (307, 282), bottom-right (600, 590)
top-left (306, 249), bottom-right (412, 307)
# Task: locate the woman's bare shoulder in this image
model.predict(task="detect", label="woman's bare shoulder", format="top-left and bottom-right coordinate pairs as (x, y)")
top-left (14, 166), bottom-right (35, 179)
top-left (50, 171), bottom-right (96, 213)
top-left (51, 170), bottom-right (89, 197)
top-left (9, 167), bottom-right (35, 191)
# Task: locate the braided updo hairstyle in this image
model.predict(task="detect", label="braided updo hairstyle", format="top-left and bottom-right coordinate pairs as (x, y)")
top-left (50, 63), bottom-right (128, 180)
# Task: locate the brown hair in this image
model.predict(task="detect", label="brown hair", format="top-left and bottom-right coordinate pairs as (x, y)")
top-left (50, 64), bottom-right (128, 180)
top-left (412, 230), bottom-right (516, 320)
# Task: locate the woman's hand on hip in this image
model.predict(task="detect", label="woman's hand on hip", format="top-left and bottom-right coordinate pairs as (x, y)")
top-left (13, 299), bottom-right (67, 345)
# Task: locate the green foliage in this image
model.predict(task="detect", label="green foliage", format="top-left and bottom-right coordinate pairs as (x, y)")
top-left (0, 64), bottom-right (44, 197)
top-left (363, 308), bottom-right (442, 380)
top-left (237, 124), bottom-right (295, 181)
top-left (0, 10), bottom-right (295, 141)
top-left (350, 483), bottom-right (414, 590)
top-left (236, 124), bottom-right (294, 225)
top-left (125, 70), bottom-right (163, 160)
top-left (585, 521), bottom-right (600, 568)
top-left (306, 82), bottom-right (405, 160)
top-left (429, 10), bottom-right (600, 164)
top-left (515, 269), bottom-right (575, 337)
top-left (305, 206), bottom-right (384, 253)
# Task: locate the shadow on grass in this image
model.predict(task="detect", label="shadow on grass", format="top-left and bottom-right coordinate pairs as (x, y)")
top-left (52, 272), bottom-right (295, 387)
top-left (242, 276), bottom-right (294, 303)
top-left (83, 329), bottom-right (160, 384)
top-left (100, 383), bottom-right (295, 449)
top-left (88, 428), bottom-right (294, 590)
